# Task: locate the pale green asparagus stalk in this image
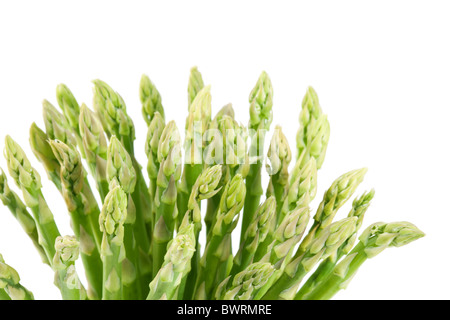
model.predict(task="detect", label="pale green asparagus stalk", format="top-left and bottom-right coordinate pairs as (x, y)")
top-left (304, 221), bottom-right (425, 300)
top-left (153, 121), bottom-right (182, 276)
top-left (52, 235), bottom-right (87, 300)
top-left (147, 220), bottom-right (195, 300)
top-left (257, 206), bottom-right (310, 269)
top-left (241, 71), bottom-right (273, 243)
top-left (0, 254), bottom-right (34, 300)
top-left (99, 183), bottom-right (128, 300)
top-left (49, 140), bottom-right (103, 299)
top-left (195, 174), bottom-right (246, 300)
top-left (79, 104), bottom-right (109, 201)
top-left (4, 136), bottom-right (61, 264)
top-left (0, 168), bottom-right (49, 265)
top-left (296, 189), bottom-right (375, 299)
top-left (262, 217), bottom-right (357, 300)
top-left (296, 86), bottom-right (330, 169)
top-left (181, 164), bottom-right (223, 299)
top-left (177, 85), bottom-right (212, 229)
top-left (266, 126), bottom-right (291, 216)
top-left (42, 100), bottom-right (78, 149)
top-left (145, 112), bottom-right (165, 233)
top-left (204, 114), bottom-right (249, 236)
top-left (140, 74), bottom-right (165, 125)
top-left (297, 168), bottom-right (367, 256)
top-left (188, 66), bottom-right (205, 109)
top-left (107, 137), bottom-right (147, 299)
top-left (215, 262), bottom-right (279, 300)
top-left (232, 196), bottom-right (276, 275)
top-left (29, 123), bottom-right (62, 191)
top-left (56, 84), bottom-right (81, 136)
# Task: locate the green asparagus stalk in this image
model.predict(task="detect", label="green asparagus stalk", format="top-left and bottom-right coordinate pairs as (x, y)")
top-left (262, 217), bottom-right (357, 300)
top-left (52, 235), bottom-right (87, 300)
top-left (215, 262), bottom-right (279, 300)
top-left (29, 123), bottom-right (62, 191)
top-left (145, 112), bottom-right (165, 234)
top-left (296, 87), bottom-right (330, 169)
top-left (188, 66), bottom-right (205, 109)
top-left (153, 121), bottom-right (182, 276)
top-left (204, 113), bottom-right (249, 236)
top-left (107, 137), bottom-right (146, 299)
top-left (99, 183), bottom-right (128, 300)
top-left (49, 140), bottom-right (103, 299)
top-left (296, 189), bottom-right (375, 299)
top-left (232, 196), bottom-right (276, 275)
top-left (42, 99), bottom-right (78, 150)
top-left (140, 74), bottom-right (165, 125)
top-left (0, 169), bottom-right (49, 265)
top-left (4, 136), bottom-right (61, 263)
top-left (297, 168), bottom-right (367, 256)
top-left (266, 126), bottom-right (291, 216)
top-left (56, 84), bottom-right (81, 136)
top-left (79, 104), bottom-right (109, 201)
top-left (147, 219), bottom-right (195, 300)
top-left (195, 174), bottom-right (246, 299)
top-left (177, 85), bottom-right (212, 229)
top-left (0, 254), bottom-right (34, 300)
top-left (304, 221), bottom-right (425, 300)
top-left (180, 164), bottom-right (223, 299)
top-left (241, 71), bottom-right (273, 243)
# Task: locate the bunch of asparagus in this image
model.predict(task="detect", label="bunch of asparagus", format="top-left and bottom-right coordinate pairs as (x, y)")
top-left (0, 68), bottom-right (424, 300)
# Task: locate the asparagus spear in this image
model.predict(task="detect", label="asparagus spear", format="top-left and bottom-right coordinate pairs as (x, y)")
top-left (99, 183), bottom-right (128, 300)
top-left (177, 85), bottom-right (212, 229)
top-left (304, 221), bottom-right (425, 300)
top-left (152, 121), bottom-right (182, 276)
top-left (296, 190), bottom-right (375, 299)
top-left (188, 66), bottom-right (205, 109)
top-left (107, 137), bottom-right (147, 299)
top-left (42, 100), bottom-right (78, 150)
top-left (0, 254), bottom-right (34, 300)
top-left (79, 104), bottom-right (109, 201)
top-left (195, 174), bottom-right (246, 299)
top-left (147, 219), bottom-right (195, 300)
top-left (56, 84), bottom-right (81, 136)
top-left (233, 196), bottom-right (276, 274)
top-left (215, 262), bottom-right (279, 300)
top-left (52, 235), bottom-right (87, 300)
top-left (266, 126), bottom-right (291, 215)
top-left (49, 140), bottom-right (103, 299)
top-left (262, 217), bottom-right (357, 300)
top-left (241, 71), bottom-right (273, 243)
top-left (4, 136), bottom-right (61, 263)
top-left (180, 164), bottom-right (223, 299)
top-left (0, 168), bottom-right (49, 265)
top-left (296, 86), bottom-right (330, 169)
top-left (204, 113), bottom-right (249, 236)
top-left (140, 74), bottom-right (165, 125)
top-left (29, 123), bottom-right (62, 191)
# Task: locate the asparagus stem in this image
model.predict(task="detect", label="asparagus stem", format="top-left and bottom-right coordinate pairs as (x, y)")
top-left (195, 174), bottom-right (246, 299)
top-left (303, 221), bottom-right (425, 300)
top-left (0, 169), bottom-right (49, 265)
top-left (241, 71), bottom-right (273, 244)
top-left (296, 86), bottom-right (330, 169)
top-left (4, 136), bottom-right (61, 263)
top-left (0, 254), bottom-right (34, 300)
top-left (232, 196), bottom-right (276, 275)
top-left (187, 66), bottom-right (205, 109)
top-left (262, 217), bottom-right (357, 300)
top-left (52, 236), bottom-right (87, 300)
top-left (147, 220), bottom-right (195, 300)
top-left (297, 190), bottom-right (375, 300)
top-left (49, 140), bottom-right (103, 299)
top-left (140, 74), bottom-right (165, 125)
top-left (152, 121), bottom-right (182, 276)
top-left (99, 184), bottom-right (128, 300)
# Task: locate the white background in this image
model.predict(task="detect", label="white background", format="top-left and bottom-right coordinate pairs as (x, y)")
top-left (0, 1), bottom-right (449, 300)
